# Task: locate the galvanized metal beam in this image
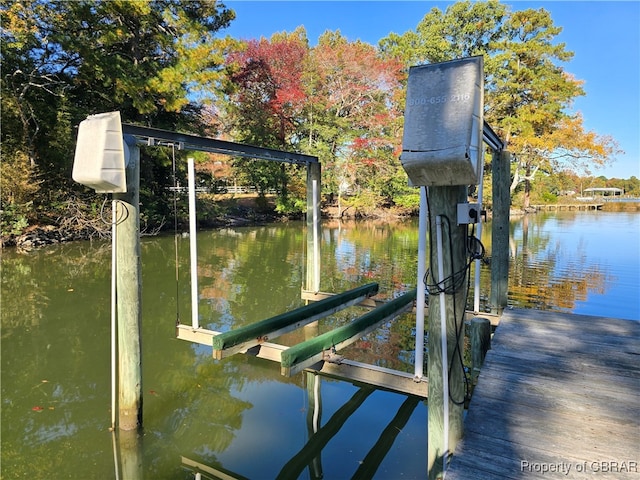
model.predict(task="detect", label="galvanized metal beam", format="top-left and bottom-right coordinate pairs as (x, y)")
top-left (309, 359), bottom-right (427, 398)
top-left (121, 123), bottom-right (318, 165)
top-left (482, 120), bottom-right (504, 152)
top-left (176, 318), bottom-right (427, 398)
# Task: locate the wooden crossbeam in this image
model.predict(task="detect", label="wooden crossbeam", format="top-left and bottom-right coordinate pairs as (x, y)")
top-left (281, 289), bottom-right (417, 376)
top-left (308, 358), bottom-right (427, 398)
top-left (211, 283), bottom-right (379, 360)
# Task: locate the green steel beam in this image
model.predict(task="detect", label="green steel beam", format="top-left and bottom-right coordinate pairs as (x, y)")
top-left (281, 289), bottom-right (417, 376)
top-left (212, 283), bottom-right (379, 359)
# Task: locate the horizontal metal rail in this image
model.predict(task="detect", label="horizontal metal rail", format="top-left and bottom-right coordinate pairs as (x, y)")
top-left (483, 120), bottom-right (504, 152)
top-left (121, 123), bottom-right (318, 165)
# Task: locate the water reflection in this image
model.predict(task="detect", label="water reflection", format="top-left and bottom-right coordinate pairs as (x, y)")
top-left (499, 212), bottom-right (638, 319)
top-left (1, 211), bottom-right (638, 479)
top-left (177, 373), bottom-right (423, 480)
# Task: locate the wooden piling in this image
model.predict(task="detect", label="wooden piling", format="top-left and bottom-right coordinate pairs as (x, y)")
top-left (114, 143), bottom-right (143, 431)
top-left (490, 150), bottom-right (510, 313)
top-left (117, 429), bottom-right (143, 479)
top-left (426, 185), bottom-right (468, 480)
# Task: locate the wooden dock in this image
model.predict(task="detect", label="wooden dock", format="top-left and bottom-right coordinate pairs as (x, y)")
top-left (446, 308), bottom-right (640, 479)
top-left (531, 203), bottom-right (603, 211)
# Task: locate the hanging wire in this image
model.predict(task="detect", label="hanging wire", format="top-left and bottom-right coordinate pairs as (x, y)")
top-left (423, 193), bottom-right (487, 406)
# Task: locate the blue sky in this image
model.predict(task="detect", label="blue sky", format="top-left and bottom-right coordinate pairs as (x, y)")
top-left (219, 1), bottom-right (639, 180)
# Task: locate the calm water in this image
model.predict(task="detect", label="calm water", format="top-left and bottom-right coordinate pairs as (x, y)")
top-left (2, 211), bottom-right (638, 479)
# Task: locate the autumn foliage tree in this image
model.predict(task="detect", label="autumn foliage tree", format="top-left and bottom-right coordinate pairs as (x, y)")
top-left (221, 28), bottom-right (308, 209)
top-left (303, 32), bottom-right (405, 211)
top-left (1, 0), bottom-right (630, 239)
top-left (221, 29), bottom-right (405, 214)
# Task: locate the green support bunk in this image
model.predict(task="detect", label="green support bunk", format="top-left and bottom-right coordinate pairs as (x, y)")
top-left (281, 289), bottom-right (417, 376)
top-left (212, 283), bottom-right (379, 359)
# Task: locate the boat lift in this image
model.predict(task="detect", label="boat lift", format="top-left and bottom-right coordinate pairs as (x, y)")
top-left (72, 110), bottom-right (506, 419)
top-left (77, 116), bottom-right (428, 398)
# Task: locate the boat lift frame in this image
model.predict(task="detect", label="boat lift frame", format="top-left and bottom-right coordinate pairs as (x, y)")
top-left (122, 123), bottom-right (427, 398)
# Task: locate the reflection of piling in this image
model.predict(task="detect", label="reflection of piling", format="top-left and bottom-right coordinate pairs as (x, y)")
top-left (114, 144), bottom-right (143, 431)
top-left (117, 429), bottom-right (143, 479)
top-left (276, 387), bottom-right (374, 480)
top-left (305, 372), bottom-right (323, 480)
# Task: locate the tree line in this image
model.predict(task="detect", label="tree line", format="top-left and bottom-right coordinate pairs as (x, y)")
top-left (1, 0), bottom-right (634, 239)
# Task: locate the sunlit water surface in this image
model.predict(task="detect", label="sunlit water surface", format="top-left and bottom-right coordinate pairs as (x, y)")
top-left (2, 211), bottom-right (638, 479)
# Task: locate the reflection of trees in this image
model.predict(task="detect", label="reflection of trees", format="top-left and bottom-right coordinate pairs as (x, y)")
top-left (140, 239), bottom-right (260, 473)
top-left (1, 242), bottom-right (116, 478)
top-left (194, 224), bottom-right (306, 332)
top-left (507, 214), bottom-right (610, 311)
top-left (323, 219), bottom-right (419, 297)
top-left (4, 214), bottom-right (617, 477)
top-left (1, 242), bottom-right (111, 332)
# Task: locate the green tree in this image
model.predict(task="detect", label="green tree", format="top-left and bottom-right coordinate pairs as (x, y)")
top-left (379, 1), bottom-right (619, 208)
top-left (1, 0), bottom-right (234, 236)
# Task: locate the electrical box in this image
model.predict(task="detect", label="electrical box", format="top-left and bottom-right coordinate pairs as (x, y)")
top-left (400, 56), bottom-right (483, 186)
top-left (457, 203), bottom-right (480, 225)
top-left (72, 111), bottom-right (128, 193)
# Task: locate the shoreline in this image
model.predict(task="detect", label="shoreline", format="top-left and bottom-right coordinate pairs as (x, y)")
top-left (4, 201), bottom-right (637, 251)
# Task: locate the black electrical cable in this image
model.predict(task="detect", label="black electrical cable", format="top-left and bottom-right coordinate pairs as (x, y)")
top-left (445, 215), bottom-right (469, 407)
top-left (423, 192), bottom-right (487, 407)
top-left (100, 196), bottom-right (129, 227)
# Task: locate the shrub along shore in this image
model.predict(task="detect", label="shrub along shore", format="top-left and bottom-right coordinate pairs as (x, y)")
top-left (3, 195), bottom-right (637, 251)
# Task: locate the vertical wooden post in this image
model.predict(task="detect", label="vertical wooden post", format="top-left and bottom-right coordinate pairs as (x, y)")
top-left (469, 317), bottom-right (491, 384)
top-left (306, 161), bottom-right (321, 293)
top-left (427, 185), bottom-right (468, 480)
top-left (490, 150), bottom-right (511, 314)
top-left (114, 142), bottom-right (143, 431)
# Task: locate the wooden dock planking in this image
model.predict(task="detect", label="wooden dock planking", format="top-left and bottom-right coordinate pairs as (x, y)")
top-left (446, 309), bottom-right (640, 479)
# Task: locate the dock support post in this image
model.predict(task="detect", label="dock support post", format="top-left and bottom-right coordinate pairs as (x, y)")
top-left (306, 161), bottom-right (322, 293)
top-left (469, 317), bottom-right (491, 384)
top-left (427, 185), bottom-right (468, 480)
top-left (114, 142), bottom-right (143, 431)
top-left (490, 150), bottom-right (510, 314)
